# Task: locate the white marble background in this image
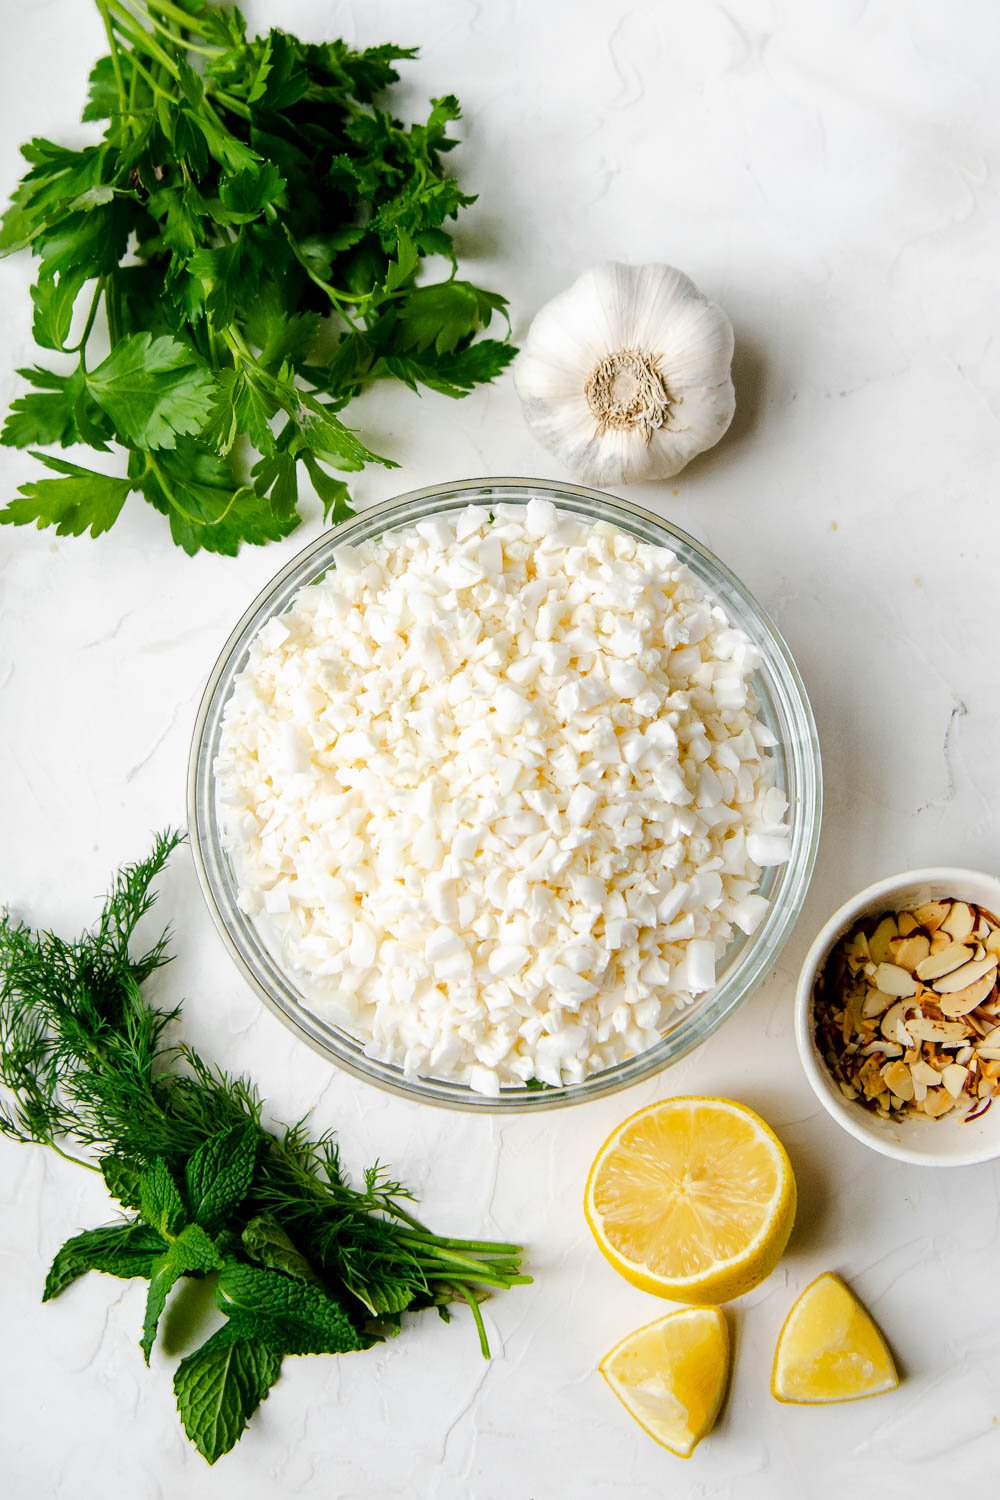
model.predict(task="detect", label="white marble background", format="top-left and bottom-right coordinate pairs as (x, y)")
top-left (2, 0), bottom-right (1000, 1494)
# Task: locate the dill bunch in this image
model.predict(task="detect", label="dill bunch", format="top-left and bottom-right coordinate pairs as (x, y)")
top-left (0, 832), bottom-right (529, 1463)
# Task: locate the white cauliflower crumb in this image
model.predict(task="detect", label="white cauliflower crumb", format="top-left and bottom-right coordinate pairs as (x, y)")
top-left (215, 502), bottom-right (790, 1093)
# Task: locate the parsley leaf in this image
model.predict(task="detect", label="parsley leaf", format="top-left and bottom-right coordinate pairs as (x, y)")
top-left (85, 334), bottom-right (217, 450)
top-left (174, 1327), bottom-right (282, 1465)
top-left (1, 451), bottom-right (132, 538)
top-left (0, 0), bottom-right (516, 552)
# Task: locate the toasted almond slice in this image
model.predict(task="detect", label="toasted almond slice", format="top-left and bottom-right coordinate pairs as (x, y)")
top-left (882, 1060), bottom-right (914, 1100)
top-left (978, 1026), bottom-right (1000, 1050)
top-left (869, 917), bottom-right (899, 965)
top-left (975, 1048), bottom-right (1000, 1063)
top-left (862, 989), bottom-right (895, 1019)
top-left (956, 1044), bottom-right (975, 1065)
top-left (913, 901), bottom-right (950, 933)
top-left (910, 1060), bottom-right (941, 1087)
top-left (941, 1064), bottom-right (968, 1098)
top-left (862, 1040), bottom-right (902, 1058)
top-left (915, 944), bottom-right (974, 981)
top-left (985, 928), bottom-right (1000, 956)
top-left (930, 931), bottom-right (953, 953)
top-left (922, 1087), bottom-right (957, 1117)
top-left (907, 1017), bottom-right (969, 1045)
top-left (879, 1001), bottom-right (913, 1045)
top-left (941, 902), bottom-right (975, 941)
top-left (892, 934), bottom-right (931, 973)
top-left (933, 956), bottom-right (998, 995)
top-left (874, 963), bottom-right (919, 998)
top-left (938, 973), bottom-right (997, 1017)
top-left (898, 912), bottom-right (920, 936)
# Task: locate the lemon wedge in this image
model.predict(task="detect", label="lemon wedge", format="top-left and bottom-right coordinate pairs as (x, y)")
top-left (584, 1096), bottom-right (796, 1303)
top-left (771, 1272), bottom-right (898, 1403)
top-left (600, 1306), bottom-right (730, 1458)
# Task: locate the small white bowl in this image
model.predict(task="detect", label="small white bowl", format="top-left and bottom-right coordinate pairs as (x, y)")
top-left (795, 867), bottom-right (1000, 1167)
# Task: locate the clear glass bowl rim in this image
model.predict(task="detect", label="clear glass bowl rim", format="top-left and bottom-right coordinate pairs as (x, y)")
top-left (188, 477), bottom-right (822, 1111)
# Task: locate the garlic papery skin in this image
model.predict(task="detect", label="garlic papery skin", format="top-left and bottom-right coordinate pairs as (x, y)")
top-left (513, 263), bottom-right (735, 485)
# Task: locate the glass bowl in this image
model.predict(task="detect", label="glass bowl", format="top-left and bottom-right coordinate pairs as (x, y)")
top-left (188, 478), bottom-right (822, 1111)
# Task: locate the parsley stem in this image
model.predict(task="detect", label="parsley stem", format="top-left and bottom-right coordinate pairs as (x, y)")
top-left (135, 4), bottom-right (220, 57)
top-left (62, 278), bottom-right (105, 356)
top-left (103, 0), bottom-right (182, 81)
top-left (96, 0), bottom-right (129, 113)
top-left (142, 0), bottom-right (213, 40)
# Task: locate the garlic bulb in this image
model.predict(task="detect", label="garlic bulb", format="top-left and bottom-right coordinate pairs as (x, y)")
top-left (514, 263), bottom-right (735, 485)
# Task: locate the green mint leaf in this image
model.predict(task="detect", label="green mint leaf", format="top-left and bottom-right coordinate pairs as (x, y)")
top-left (141, 1223), bottom-right (222, 1364)
top-left (1, 452), bottom-right (131, 538)
top-left (44, 1222), bottom-right (168, 1301)
top-left (85, 333), bottom-right (216, 450)
top-left (139, 1157), bottom-right (187, 1239)
top-left (185, 1122), bottom-right (259, 1229)
top-left (217, 1263), bottom-right (369, 1356)
top-left (241, 1215), bottom-right (321, 1284)
top-left (30, 271), bottom-right (86, 351)
top-left (100, 1154), bottom-right (144, 1211)
top-left (174, 1326), bottom-right (282, 1465)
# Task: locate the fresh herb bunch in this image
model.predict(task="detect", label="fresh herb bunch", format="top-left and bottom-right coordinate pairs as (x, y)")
top-left (0, 833), bottom-right (528, 1463)
top-left (0, 0), bottom-right (515, 554)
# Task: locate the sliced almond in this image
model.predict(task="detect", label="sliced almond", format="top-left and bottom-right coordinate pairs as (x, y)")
top-left (897, 911), bottom-right (920, 936)
top-left (911, 1060), bottom-right (942, 1087)
top-left (892, 934), bottom-right (931, 972)
top-left (907, 1017), bottom-right (969, 1045)
top-left (933, 956), bottom-right (998, 995)
top-left (938, 973), bottom-right (997, 1017)
top-left (941, 901), bottom-right (975, 941)
top-left (975, 1048), bottom-right (1000, 1063)
top-left (862, 988), bottom-right (895, 1018)
top-left (862, 1040), bottom-right (902, 1057)
top-left (869, 916), bottom-right (899, 965)
top-left (985, 928), bottom-right (1000, 956)
top-left (874, 962), bottom-right (919, 998)
top-left (913, 900), bottom-right (950, 933)
top-left (977, 1026), bottom-right (1000, 1050)
top-left (882, 1060), bottom-right (914, 1100)
top-left (880, 1001), bottom-right (913, 1045)
top-left (922, 1087), bottom-right (957, 1118)
top-left (915, 944), bottom-right (974, 981)
top-left (941, 1064), bottom-right (968, 1098)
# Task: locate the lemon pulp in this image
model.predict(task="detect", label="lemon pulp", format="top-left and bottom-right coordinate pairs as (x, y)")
top-left (600, 1306), bottom-right (730, 1458)
top-left (772, 1272), bottom-right (898, 1403)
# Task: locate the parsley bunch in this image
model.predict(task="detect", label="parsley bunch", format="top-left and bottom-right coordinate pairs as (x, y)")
top-left (0, 0), bottom-right (515, 553)
top-left (0, 834), bottom-right (528, 1463)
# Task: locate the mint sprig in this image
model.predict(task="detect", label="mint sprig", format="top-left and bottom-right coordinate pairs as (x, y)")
top-left (0, 833), bottom-right (529, 1463)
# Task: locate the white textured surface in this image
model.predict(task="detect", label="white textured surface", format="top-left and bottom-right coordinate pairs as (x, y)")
top-left (2, 1), bottom-right (999, 1494)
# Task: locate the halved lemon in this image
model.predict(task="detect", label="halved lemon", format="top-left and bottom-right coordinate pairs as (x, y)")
top-left (584, 1096), bottom-right (796, 1303)
top-left (771, 1272), bottom-right (898, 1403)
top-left (600, 1306), bottom-right (730, 1458)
